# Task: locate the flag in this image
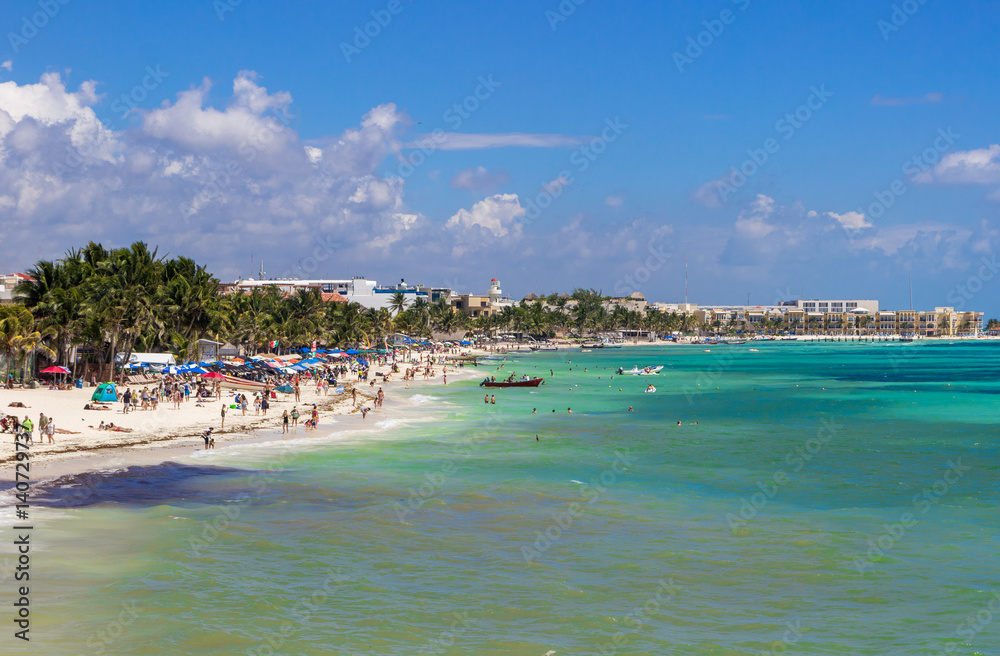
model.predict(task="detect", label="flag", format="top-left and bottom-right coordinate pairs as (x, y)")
top-left (270, 340), bottom-right (279, 348)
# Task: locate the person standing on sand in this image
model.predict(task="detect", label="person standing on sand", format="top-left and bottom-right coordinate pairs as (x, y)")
top-left (291, 407), bottom-right (299, 432)
top-left (202, 427), bottom-right (212, 450)
top-left (294, 382), bottom-right (300, 402)
top-left (122, 388), bottom-right (132, 414)
top-left (281, 410), bottom-right (289, 434)
top-left (311, 404), bottom-right (319, 427)
top-left (241, 395), bottom-right (248, 416)
top-left (352, 388), bottom-right (357, 407)
top-left (220, 404), bottom-right (227, 429)
top-left (38, 413), bottom-right (47, 439)
top-left (45, 418), bottom-right (55, 443)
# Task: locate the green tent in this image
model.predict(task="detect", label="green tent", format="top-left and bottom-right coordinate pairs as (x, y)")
top-left (91, 382), bottom-right (118, 403)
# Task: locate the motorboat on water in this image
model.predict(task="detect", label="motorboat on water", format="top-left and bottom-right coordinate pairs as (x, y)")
top-left (480, 376), bottom-right (544, 388)
top-left (529, 344), bottom-right (559, 352)
top-left (616, 365), bottom-right (664, 375)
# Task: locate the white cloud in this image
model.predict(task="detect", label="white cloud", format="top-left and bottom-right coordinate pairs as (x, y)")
top-left (0, 61), bottom-right (11, 72)
top-left (408, 132), bottom-right (583, 150)
top-left (734, 193), bottom-right (776, 238)
top-left (541, 175), bottom-right (571, 195)
top-left (692, 177), bottom-right (724, 209)
top-left (445, 193), bottom-right (525, 256)
top-left (450, 165), bottom-right (509, 190)
top-left (824, 210), bottom-right (872, 230)
top-left (142, 71), bottom-right (294, 155)
top-left (871, 92), bottom-right (943, 107)
top-left (605, 195), bottom-right (624, 208)
top-left (0, 72), bottom-right (116, 162)
top-left (304, 145), bottom-right (322, 163)
top-left (322, 103), bottom-right (405, 176)
top-left (918, 145), bottom-right (1000, 186)
top-left (0, 70), bottom-right (423, 274)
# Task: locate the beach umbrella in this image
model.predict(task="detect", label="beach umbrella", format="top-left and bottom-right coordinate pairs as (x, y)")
top-left (201, 371), bottom-right (225, 379)
top-left (40, 365), bottom-right (71, 374)
top-left (345, 349), bottom-right (359, 355)
top-left (187, 366), bottom-right (209, 374)
top-left (275, 384), bottom-right (294, 393)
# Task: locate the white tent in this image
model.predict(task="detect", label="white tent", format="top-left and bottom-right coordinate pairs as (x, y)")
top-left (116, 352), bottom-right (176, 366)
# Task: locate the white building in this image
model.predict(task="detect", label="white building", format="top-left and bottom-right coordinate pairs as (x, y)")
top-left (225, 277), bottom-right (451, 313)
top-left (788, 299), bottom-right (879, 314)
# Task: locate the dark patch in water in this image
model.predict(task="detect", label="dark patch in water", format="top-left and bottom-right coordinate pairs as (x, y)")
top-left (2, 462), bottom-right (248, 508)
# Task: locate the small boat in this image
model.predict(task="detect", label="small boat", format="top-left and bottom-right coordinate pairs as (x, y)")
top-left (581, 341), bottom-right (603, 349)
top-left (617, 366), bottom-right (663, 375)
top-left (529, 344), bottom-right (559, 352)
top-left (480, 377), bottom-right (545, 388)
top-left (218, 374), bottom-right (267, 391)
top-left (722, 339), bottom-right (747, 345)
top-left (644, 385), bottom-right (656, 393)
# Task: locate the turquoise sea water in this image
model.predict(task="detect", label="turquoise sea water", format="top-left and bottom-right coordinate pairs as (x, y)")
top-left (5, 342), bottom-right (1000, 654)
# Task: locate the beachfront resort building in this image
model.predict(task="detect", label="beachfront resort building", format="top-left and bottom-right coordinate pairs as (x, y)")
top-left (450, 278), bottom-right (517, 318)
top-left (667, 300), bottom-right (983, 337)
top-left (221, 277), bottom-right (452, 313)
top-left (0, 273), bottom-right (32, 304)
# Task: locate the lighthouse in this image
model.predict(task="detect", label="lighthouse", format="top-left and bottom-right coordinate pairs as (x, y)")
top-left (489, 278), bottom-right (502, 303)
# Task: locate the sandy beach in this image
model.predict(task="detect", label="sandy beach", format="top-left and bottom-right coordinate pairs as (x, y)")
top-left (0, 352), bottom-right (485, 482)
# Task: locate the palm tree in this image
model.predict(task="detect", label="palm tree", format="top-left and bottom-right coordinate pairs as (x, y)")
top-left (0, 305), bottom-right (55, 386)
top-left (388, 291), bottom-right (409, 316)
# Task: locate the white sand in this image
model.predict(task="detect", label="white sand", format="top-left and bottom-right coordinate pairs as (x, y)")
top-left (0, 352), bottom-right (485, 477)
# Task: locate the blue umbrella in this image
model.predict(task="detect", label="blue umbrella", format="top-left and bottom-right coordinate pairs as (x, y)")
top-left (345, 349), bottom-right (359, 355)
top-left (188, 366), bottom-right (209, 374)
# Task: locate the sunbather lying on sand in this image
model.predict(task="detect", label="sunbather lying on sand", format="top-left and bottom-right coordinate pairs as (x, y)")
top-left (89, 422), bottom-right (133, 432)
top-left (84, 403), bottom-right (112, 410)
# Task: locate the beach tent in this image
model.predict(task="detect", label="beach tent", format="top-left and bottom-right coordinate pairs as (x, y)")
top-left (91, 383), bottom-right (118, 402)
top-left (116, 352), bottom-right (176, 366)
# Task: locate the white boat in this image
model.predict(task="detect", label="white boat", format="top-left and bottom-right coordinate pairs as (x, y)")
top-left (616, 365), bottom-right (663, 375)
top-left (218, 374), bottom-right (268, 391)
top-left (529, 344), bottom-right (559, 352)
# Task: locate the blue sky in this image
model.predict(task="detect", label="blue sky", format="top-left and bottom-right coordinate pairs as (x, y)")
top-left (1, 0), bottom-right (998, 316)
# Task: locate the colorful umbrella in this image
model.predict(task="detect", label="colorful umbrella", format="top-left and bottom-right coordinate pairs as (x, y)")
top-left (40, 365), bottom-right (71, 374)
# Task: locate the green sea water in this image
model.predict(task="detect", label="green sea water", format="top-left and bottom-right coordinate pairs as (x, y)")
top-left (5, 341), bottom-right (1000, 654)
